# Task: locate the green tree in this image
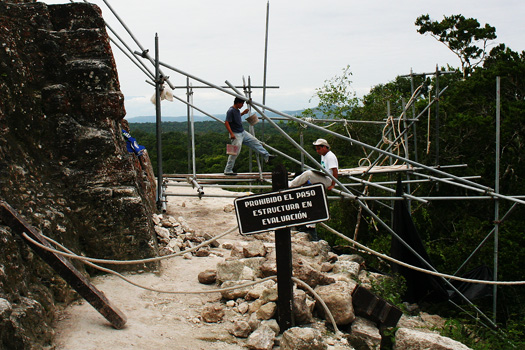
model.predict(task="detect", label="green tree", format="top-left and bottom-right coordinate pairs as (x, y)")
top-left (415, 14), bottom-right (497, 78)
top-left (311, 65), bottom-right (359, 119)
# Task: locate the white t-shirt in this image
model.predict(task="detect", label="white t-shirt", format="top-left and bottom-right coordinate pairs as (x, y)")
top-left (321, 151), bottom-right (338, 171)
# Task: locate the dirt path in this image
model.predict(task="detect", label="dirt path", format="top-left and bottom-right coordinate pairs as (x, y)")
top-left (53, 185), bottom-right (251, 350)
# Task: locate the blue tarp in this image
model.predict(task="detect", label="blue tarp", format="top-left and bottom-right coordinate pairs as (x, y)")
top-left (122, 129), bottom-right (145, 156)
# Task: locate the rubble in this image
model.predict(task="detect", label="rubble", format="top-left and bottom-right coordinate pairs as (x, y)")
top-left (177, 219), bottom-right (474, 350)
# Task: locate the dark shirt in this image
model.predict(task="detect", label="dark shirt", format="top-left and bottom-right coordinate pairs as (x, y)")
top-left (225, 106), bottom-right (244, 133)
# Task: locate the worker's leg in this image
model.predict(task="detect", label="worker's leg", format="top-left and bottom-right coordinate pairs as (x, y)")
top-left (241, 131), bottom-right (270, 161)
top-left (289, 170), bottom-right (331, 188)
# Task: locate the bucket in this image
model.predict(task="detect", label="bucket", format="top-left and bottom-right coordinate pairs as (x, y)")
top-left (226, 144), bottom-right (239, 155)
top-left (246, 114), bottom-right (259, 126)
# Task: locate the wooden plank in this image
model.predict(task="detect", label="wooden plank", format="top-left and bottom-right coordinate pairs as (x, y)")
top-left (0, 201), bottom-right (127, 329)
top-left (351, 284), bottom-right (402, 328)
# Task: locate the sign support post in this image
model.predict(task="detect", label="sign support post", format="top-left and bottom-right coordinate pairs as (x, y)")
top-left (272, 164), bottom-right (294, 331)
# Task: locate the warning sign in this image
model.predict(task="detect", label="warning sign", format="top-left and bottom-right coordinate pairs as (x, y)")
top-left (234, 184), bottom-right (329, 235)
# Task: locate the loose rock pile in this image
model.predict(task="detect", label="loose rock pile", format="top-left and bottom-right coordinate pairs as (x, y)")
top-left (152, 213), bottom-right (221, 259)
top-left (153, 213), bottom-right (471, 349)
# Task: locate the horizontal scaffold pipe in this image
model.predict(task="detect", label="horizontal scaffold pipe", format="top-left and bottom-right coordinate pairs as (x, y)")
top-left (170, 85), bottom-right (280, 90)
top-left (316, 118), bottom-right (389, 124)
top-left (166, 182), bottom-right (272, 190)
top-left (399, 70), bottom-right (456, 77)
top-left (344, 175), bottom-right (480, 187)
top-left (264, 141), bottom-right (395, 204)
top-left (169, 179), bottom-right (263, 184)
top-left (271, 117), bottom-right (387, 125)
top-left (165, 193), bottom-right (242, 198)
top-left (413, 172), bottom-right (525, 206)
top-left (330, 195), bottom-right (525, 201)
top-left (344, 173), bottom-right (427, 203)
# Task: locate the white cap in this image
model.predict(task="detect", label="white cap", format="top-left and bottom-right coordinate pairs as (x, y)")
top-left (312, 138), bottom-right (330, 148)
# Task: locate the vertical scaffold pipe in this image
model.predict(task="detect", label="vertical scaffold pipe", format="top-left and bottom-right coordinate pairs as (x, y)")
top-left (186, 81), bottom-right (196, 177)
top-left (434, 65), bottom-right (440, 167)
top-left (154, 34), bottom-right (164, 211)
top-left (262, 1), bottom-right (270, 144)
top-left (493, 76), bottom-right (501, 323)
top-left (187, 77), bottom-right (192, 175)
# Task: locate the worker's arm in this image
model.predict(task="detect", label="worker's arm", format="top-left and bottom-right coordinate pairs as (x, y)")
top-left (225, 121), bottom-right (235, 139)
top-left (327, 168), bottom-right (338, 191)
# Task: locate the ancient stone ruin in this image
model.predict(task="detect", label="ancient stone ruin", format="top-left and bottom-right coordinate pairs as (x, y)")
top-left (0, 1), bottom-right (158, 348)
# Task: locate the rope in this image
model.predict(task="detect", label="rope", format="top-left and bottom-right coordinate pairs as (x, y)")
top-left (381, 116), bottom-right (402, 166)
top-left (24, 223), bottom-right (525, 286)
top-left (22, 226), bottom-right (238, 265)
top-left (300, 117), bottom-right (313, 129)
top-left (358, 157), bottom-right (372, 168)
top-left (22, 229), bottom-right (342, 332)
top-left (319, 223), bottom-right (525, 285)
top-left (37, 230), bottom-right (277, 294)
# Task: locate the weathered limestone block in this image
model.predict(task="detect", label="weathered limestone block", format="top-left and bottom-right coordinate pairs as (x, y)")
top-left (293, 289), bottom-right (315, 325)
top-left (220, 280), bottom-right (253, 300)
top-left (280, 327), bottom-right (328, 350)
top-left (332, 260), bottom-right (361, 279)
top-left (244, 279), bottom-right (275, 301)
top-left (314, 281), bottom-right (357, 326)
top-left (243, 240), bottom-right (267, 258)
top-left (256, 302), bottom-right (276, 320)
top-left (293, 257), bottom-right (335, 288)
top-left (201, 303), bottom-right (225, 323)
top-left (229, 319), bottom-right (252, 338)
top-left (216, 257), bottom-right (265, 283)
top-left (348, 317), bottom-right (382, 350)
top-left (246, 324), bottom-right (275, 350)
top-left (394, 328), bottom-right (472, 350)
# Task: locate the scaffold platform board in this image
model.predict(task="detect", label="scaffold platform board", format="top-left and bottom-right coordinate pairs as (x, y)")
top-left (164, 172), bottom-right (288, 181)
top-left (339, 164), bottom-right (414, 176)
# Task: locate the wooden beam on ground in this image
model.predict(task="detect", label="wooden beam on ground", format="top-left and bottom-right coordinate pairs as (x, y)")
top-left (0, 201), bottom-right (127, 329)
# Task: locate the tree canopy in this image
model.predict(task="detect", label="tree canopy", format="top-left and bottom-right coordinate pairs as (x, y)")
top-left (415, 14), bottom-right (497, 78)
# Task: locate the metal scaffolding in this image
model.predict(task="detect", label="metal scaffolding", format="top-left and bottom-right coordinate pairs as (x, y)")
top-left (74, 0), bottom-right (524, 336)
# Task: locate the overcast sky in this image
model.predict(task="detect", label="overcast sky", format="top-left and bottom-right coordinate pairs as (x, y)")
top-left (43, 0), bottom-right (525, 119)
